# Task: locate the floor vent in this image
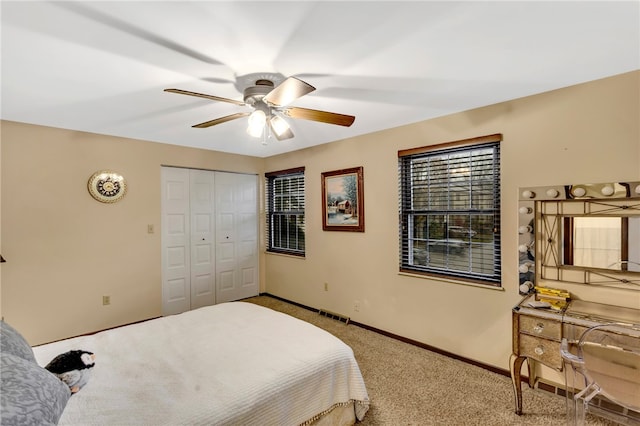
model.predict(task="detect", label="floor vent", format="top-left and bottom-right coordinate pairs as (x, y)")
top-left (318, 309), bottom-right (350, 325)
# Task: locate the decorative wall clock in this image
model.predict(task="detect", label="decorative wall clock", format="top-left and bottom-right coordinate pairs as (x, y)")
top-left (88, 170), bottom-right (127, 203)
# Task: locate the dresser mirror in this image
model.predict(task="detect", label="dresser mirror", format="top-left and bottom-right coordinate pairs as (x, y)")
top-left (518, 181), bottom-right (640, 293)
top-left (562, 216), bottom-right (639, 271)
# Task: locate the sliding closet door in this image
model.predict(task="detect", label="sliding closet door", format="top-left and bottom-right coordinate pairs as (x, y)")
top-left (161, 167), bottom-right (191, 316)
top-left (215, 172), bottom-right (259, 303)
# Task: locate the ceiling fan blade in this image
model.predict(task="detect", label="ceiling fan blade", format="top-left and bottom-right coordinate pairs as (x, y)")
top-left (165, 88), bottom-right (245, 106)
top-left (192, 112), bottom-right (250, 128)
top-left (281, 107), bottom-right (355, 127)
top-left (269, 121), bottom-right (294, 141)
top-left (263, 77), bottom-right (315, 107)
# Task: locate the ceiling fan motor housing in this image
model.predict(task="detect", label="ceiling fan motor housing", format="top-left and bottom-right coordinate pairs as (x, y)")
top-left (243, 79), bottom-right (275, 106)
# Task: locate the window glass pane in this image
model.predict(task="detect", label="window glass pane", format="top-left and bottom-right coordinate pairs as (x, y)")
top-left (449, 186), bottom-right (470, 210)
top-left (412, 240), bottom-right (428, 266)
top-left (472, 215), bottom-right (494, 242)
top-left (427, 187), bottom-right (446, 210)
top-left (427, 215), bottom-right (446, 239)
top-left (412, 215), bottom-right (428, 239)
top-left (412, 185), bottom-right (429, 209)
top-left (469, 242), bottom-right (496, 275)
top-left (272, 215), bottom-right (282, 248)
top-left (471, 182), bottom-right (494, 210)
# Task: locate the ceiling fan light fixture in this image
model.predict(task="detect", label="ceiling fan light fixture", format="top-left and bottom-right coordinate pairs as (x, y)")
top-left (247, 109), bottom-right (266, 137)
top-left (270, 114), bottom-right (290, 137)
top-left (166, 75), bottom-right (355, 141)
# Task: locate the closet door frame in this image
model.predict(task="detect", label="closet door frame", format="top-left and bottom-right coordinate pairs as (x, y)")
top-left (161, 167), bottom-right (259, 315)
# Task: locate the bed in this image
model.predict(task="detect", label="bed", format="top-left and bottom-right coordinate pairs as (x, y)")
top-left (2, 301), bottom-right (369, 425)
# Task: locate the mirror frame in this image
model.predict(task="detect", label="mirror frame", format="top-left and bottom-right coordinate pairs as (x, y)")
top-left (518, 181), bottom-right (640, 294)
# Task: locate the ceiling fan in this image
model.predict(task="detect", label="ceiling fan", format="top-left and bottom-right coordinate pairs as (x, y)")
top-left (164, 76), bottom-right (355, 141)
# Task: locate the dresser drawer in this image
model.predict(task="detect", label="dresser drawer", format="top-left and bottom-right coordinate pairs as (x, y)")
top-left (519, 315), bottom-right (561, 341)
top-left (519, 334), bottom-right (562, 369)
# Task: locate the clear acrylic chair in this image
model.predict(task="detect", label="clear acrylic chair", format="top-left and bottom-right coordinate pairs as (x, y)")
top-left (560, 323), bottom-right (640, 425)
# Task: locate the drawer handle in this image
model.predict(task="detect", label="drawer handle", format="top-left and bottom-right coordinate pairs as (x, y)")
top-left (534, 345), bottom-right (545, 356)
top-left (533, 323), bottom-right (545, 333)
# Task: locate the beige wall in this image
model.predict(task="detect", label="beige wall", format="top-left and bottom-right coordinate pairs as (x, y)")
top-left (1, 72), bottom-right (639, 383)
top-left (0, 123), bottom-right (263, 344)
top-left (263, 70), bottom-right (640, 378)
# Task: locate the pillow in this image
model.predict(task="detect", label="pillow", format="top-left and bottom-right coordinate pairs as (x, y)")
top-left (1, 353), bottom-right (71, 425)
top-left (0, 320), bottom-right (36, 363)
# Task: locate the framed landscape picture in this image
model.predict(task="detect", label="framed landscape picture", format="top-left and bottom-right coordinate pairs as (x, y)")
top-left (321, 166), bottom-right (364, 232)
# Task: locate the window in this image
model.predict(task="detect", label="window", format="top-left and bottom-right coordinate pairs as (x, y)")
top-left (266, 167), bottom-right (305, 256)
top-left (398, 134), bottom-right (502, 285)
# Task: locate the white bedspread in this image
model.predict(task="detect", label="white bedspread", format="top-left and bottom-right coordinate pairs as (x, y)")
top-left (33, 302), bottom-right (369, 425)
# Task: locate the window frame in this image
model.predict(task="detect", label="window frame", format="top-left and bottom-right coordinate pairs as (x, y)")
top-left (398, 134), bottom-right (502, 286)
top-left (265, 167), bottom-right (306, 257)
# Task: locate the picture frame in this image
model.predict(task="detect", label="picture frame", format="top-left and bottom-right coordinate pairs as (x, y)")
top-left (321, 166), bottom-right (365, 232)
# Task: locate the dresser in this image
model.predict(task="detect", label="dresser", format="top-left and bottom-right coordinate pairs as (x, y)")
top-left (509, 294), bottom-right (640, 415)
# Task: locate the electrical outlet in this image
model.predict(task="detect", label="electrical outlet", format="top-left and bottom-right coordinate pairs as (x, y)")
top-left (324, 282), bottom-right (328, 291)
top-left (102, 296), bottom-right (111, 306)
top-left (354, 301), bottom-right (360, 312)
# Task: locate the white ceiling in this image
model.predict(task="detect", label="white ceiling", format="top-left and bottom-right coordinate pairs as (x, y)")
top-left (2, 1), bottom-right (638, 158)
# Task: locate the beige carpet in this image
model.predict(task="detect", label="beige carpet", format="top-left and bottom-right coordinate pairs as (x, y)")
top-left (244, 295), bottom-right (617, 426)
